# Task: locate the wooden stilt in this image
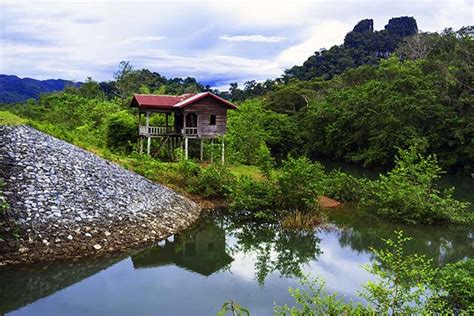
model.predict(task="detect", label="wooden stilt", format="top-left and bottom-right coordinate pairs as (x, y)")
top-left (200, 139), bottom-right (204, 161)
top-left (221, 139), bottom-right (225, 164)
top-left (184, 137), bottom-right (189, 160)
top-left (140, 136), bottom-right (143, 154)
top-left (147, 137), bottom-right (151, 155)
top-left (146, 111), bottom-right (151, 155)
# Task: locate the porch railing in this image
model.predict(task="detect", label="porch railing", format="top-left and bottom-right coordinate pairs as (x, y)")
top-left (183, 127), bottom-right (198, 135)
top-left (139, 126), bottom-right (174, 136)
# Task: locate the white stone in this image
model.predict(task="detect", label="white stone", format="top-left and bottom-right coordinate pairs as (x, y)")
top-left (93, 244), bottom-right (102, 250)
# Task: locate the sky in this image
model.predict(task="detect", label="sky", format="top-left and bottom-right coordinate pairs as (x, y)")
top-left (0, 0), bottom-right (473, 89)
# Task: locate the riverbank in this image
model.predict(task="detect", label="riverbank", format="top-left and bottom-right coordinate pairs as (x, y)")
top-left (0, 125), bottom-right (201, 265)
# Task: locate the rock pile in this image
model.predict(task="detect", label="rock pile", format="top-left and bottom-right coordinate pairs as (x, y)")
top-left (0, 125), bottom-right (201, 264)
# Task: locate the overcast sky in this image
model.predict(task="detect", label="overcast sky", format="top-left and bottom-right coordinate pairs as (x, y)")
top-left (0, 0), bottom-right (472, 88)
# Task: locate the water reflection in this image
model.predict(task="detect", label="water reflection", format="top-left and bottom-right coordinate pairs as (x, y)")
top-left (132, 219), bottom-right (233, 276)
top-left (0, 255), bottom-right (124, 314)
top-left (132, 216), bottom-right (323, 285)
top-left (227, 219), bottom-right (322, 285)
top-left (328, 208), bottom-right (474, 265)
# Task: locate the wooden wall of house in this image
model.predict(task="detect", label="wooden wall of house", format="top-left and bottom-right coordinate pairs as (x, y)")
top-left (183, 96), bottom-right (228, 138)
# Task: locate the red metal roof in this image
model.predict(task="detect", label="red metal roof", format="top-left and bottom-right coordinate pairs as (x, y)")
top-left (130, 92), bottom-right (237, 110)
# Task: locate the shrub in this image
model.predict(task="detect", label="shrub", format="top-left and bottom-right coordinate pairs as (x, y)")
top-left (255, 142), bottom-right (274, 178)
top-left (277, 157), bottom-right (325, 212)
top-left (274, 276), bottom-right (369, 315)
top-left (322, 170), bottom-right (363, 202)
top-left (129, 154), bottom-right (163, 180)
top-left (275, 231), bottom-right (471, 315)
top-left (431, 259), bottom-right (474, 312)
top-left (191, 164), bottom-right (235, 198)
top-left (359, 146), bottom-right (471, 225)
top-left (175, 159), bottom-right (201, 187)
top-left (360, 230), bottom-right (436, 314)
top-left (228, 176), bottom-right (278, 220)
top-left (106, 111), bottom-right (138, 152)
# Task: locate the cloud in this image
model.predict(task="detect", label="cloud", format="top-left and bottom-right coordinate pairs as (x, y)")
top-left (1, 0), bottom-right (473, 87)
top-left (219, 34), bottom-right (286, 43)
top-left (275, 20), bottom-right (350, 68)
top-left (127, 48), bottom-right (281, 86)
top-left (72, 17), bottom-right (104, 24)
top-left (121, 36), bottom-right (167, 45)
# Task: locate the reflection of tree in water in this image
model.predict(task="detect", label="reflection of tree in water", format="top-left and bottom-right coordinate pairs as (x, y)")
top-left (227, 220), bottom-right (322, 285)
top-left (132, 217), bottom-right (233, 276)
top-left (328, 209), bottom-right (474, 266)
top-left (133, 215), bottom-right (322, 285)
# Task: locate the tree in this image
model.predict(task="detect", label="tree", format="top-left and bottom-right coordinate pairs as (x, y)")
top-left (113, 61), bottom-right (137, 104)
top-left (78, 77), bottom-right (105, 99)
top-left (396, 33), bottom-right (434, 60)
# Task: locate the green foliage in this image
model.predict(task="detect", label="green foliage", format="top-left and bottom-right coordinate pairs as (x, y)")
top-left (284, 17), bottom-right (417, 82)
top-left (224, 27), bottom-right (473, 174)
top-left (276, 157), bottom-right (325, 212)
top-left (0, 111), bottom-right (26, 125)
top-left (322, 170), bottom-right (363, 202)
top-left (431, 259), bottom-right (474, 312)
top-left (301, 32), bottom-right (474, 172)
top-left (274, 276), bottom-right (369, 315)
top-left (105, 110), bottom-right (138, 152)
top-left (7, 92), bottom-right (119, 148)
top-left (255, 143), bottom-right (274, 178)
top-left (360, 230), bottom-right (435, 314)
top-left (228, 176), bottom-right (277, 220)
top-left (359, 146), bottom-right (472, 225)
top-left (124, 153), bottom-right (163, 180)
top-left (217, 300), bottom-right (250, 316)
top-left (225, 99), bottom-right (270, 164)
top-left (76, 77), bottom-right (105, 100)
top-left (191, 164), bottom-right (236, 198)
top-left (176, 159), bottom-right (201, 185)
top-left (275, 230), bottom-right (472, 315)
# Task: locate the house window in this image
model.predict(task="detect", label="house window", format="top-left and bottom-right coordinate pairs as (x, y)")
top-left (209, 114), bottom-right (216, 125)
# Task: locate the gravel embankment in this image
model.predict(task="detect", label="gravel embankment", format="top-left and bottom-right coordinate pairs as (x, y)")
top-left (0, 125), bottom-right (201, 265)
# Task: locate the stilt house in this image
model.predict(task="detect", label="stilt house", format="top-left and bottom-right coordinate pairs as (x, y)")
top-left (130, 92), bottom-right (237, 160)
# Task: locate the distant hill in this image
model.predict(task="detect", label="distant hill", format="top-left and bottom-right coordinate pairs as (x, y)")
top-left (284, 16), bottom-right (418, 81)
top-left (0, 75), bottom-right (81, 103)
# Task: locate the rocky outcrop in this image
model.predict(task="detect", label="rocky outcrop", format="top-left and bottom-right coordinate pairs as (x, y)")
top-left (0, 125), bottom-right (201, 264)
top-left (352, 19), bottom-right (374, 33)
top-left (384, 16), bottom-right (418, 37)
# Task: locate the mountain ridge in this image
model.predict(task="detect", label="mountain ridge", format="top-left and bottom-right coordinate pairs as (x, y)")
top-left (0, 74), bottom-right (81, 103)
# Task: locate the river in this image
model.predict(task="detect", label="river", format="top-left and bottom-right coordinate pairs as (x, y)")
top-left (1, 203), bottom-right (473, 315)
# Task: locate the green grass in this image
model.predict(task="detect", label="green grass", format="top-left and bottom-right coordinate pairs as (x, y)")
top-left (228, 164), bottom-right (263, 180)
top-left (0, 111), bottom-right (26, 126)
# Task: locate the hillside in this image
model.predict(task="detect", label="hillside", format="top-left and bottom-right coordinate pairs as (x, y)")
top-left (283, 16), bottom-right (418, 81)
top-left (0, 74), bottom-right (80, 103)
